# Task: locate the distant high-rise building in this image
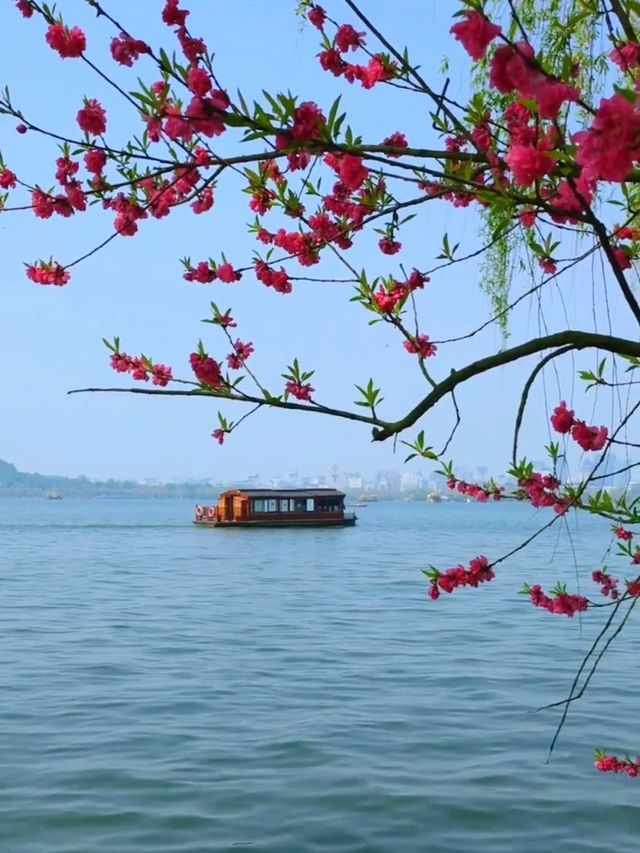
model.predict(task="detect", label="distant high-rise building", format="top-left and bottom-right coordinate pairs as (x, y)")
top-left (400, 471), bottom-right (419, 492)
top-left (376, 469), bottom-right (401, 492)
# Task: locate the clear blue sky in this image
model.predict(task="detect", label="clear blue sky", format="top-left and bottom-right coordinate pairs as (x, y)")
top-left (0, 1), bottom-right (629, 482)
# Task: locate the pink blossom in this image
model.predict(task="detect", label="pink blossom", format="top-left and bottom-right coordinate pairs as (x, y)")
top-left (334, 24), bottom-right (365, 53)
top-left (571, 420), bottom-right (608, 451)
top-left (45, 22), bottom-right (86, 58)
top-left (614, 526), bottom-right (632, 541)
top-left (592, 569), bottom-right (619, 599)
top-left (428, 555), bottom-right (494, 599)
top-left (25, 260), bottom-right (70, 286)
top-left (183, 261), bottom-right (216, 284)
top-left (381, 131), bottom-right (407, 155)
top-left (0, 168), bottom-right (17, 189)
top-left (403, 334), bottom-right (437, 358)
top-left (187, 65), bottom-right (211, 97)
top-left (285, 381), bottom-right (314, 401)
top-left (504, 143), bottom-right (555, 186)
top-left (76, 98), bottom-right (107, 136)
top-left (489, 42), bottom-right (535, 93)
top-left (290, 101), bottom-right (325, 141)
top-left (595, 753), bottom-right (640, 776)
top-left (518, 209), bottom-right (536, 228)
top-left (610, 42), bottom-right (640, 71)
top-left (152, 364), bottom-right (172, 387)
top-left (574, 93), bottom-right (640, 183)
top-left (190, 353), bottom-right (221, 387)
top-left (110, 33), bottom-right (149, 66)
top-left (613, 246), bottom-right (632, 270)
top-left (307, 5), bottom-right (326, 30)
top-left (550, 401), bottom-right (575, 434)
top-left (379, 237), bottom-right (401, 255)
top-left (526, 583), bottom-right (588, 617)
top-left (338, 155), bottom-right (369, 191)
top-left (450, 10), bottom-right (502, 61)
top-left (216, 262), bottom-right (242, 283)
top-left (84, 148), bottom-right (107, 174)
top-left (15, 1), bottom-right (34, 17)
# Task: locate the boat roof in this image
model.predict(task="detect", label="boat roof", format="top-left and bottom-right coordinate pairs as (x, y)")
top-left (221, 488), bottom-right (345, 498)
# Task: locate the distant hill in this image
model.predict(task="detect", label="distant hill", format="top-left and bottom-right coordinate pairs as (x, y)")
top-left (0, 459), bottom-right (219, 499)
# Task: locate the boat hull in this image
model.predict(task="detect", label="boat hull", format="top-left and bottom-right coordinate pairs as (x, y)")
top-left (194, 515), bottom-right (357, 528)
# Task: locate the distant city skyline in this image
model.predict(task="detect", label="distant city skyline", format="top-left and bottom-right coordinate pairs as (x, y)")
top-left (6, 453), bottom-right (634, 495)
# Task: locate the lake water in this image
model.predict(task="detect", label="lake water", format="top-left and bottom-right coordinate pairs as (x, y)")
top-left (2, 498), bottom-right (639, 852)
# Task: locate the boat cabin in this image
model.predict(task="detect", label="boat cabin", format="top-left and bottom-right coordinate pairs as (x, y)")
top-left (194, 488), bottom-right (356, 528)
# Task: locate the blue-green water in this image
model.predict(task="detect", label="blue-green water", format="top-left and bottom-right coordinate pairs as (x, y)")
top-left (2, 498), bottom-right (639, 852)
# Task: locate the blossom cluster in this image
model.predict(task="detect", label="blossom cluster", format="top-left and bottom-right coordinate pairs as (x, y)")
top-left (372, 270), bottom-right (427, 313)
top-left (249, 148), bottom-right (397, 276)
top-left (525, 583), bottom-right (589, 617)
top-left (445, 476), bottom-right (504, 502)
top-left (25, 260), bottom-right (70, 286)
top-left (183, 261), bottom-right (242, 284)
top-left (518, 472), bottom-right (570, 514)
top-left (212, 428), bottom-right (226, 445)
top-left (427, 555), bottom-right (494, 599)
top-left (550, 402), bottom-right (608, 451)
top-left (110, 352), bottom-right (172, 386)
top-left (110, 32), bottom-right (149, 67)
top-left (402, 334), bottom-right (437, 359)
top-left (594, 753), bottom-right (640, 777)
top-left (226, 340), bottom-right (254, 370)
top-left (285, 381), bottom-right (314, 401)
top-left (0, 167), bottom-right (17, 189)
top-left (592, 570), bottom-right (619, 600)
top-left (189, 352), bottom-right (222, 388)
top-left (45, 21), bottom-right (86, 58)
top-left (309, 7), bottom-right (397, 89)
top-left (614, 525), bottom-right (633, 542)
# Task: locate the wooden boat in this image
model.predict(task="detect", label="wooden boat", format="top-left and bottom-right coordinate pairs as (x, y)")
top-left (194, 488), bottom-right (357, 528)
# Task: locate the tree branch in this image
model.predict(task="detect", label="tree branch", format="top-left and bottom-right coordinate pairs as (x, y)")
top-left (67, 385), bottom-right (392, 430)
top-left (372, 331), bottom-right (640, 441)
top-left (512, 346), bottom-right (575, 466)
top-left (610, 0), bottom-right (638, 42)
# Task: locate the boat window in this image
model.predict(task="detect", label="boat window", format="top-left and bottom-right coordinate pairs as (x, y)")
top-left (267, 499), bottom-right (277, 512)
top-left (293, 498), bottom-right (307, 511)
top-left (306, 498), bottom-right (314, 512)
top-left (316, 499), bottom-right (340, 512)
top-left (280, 499), bottom-right (292, 511)
top-left (251, 499), bottom-right (265, 512)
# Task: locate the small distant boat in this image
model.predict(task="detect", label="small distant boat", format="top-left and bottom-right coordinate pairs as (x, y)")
top-left (46, 492), bottom-right (62, 500)
top-left (358, 494), bottom-right (378, 503)
top-left (351, 501), bottom-right (368, 507)
top-left (194, 488), bottom-right (357, 528)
